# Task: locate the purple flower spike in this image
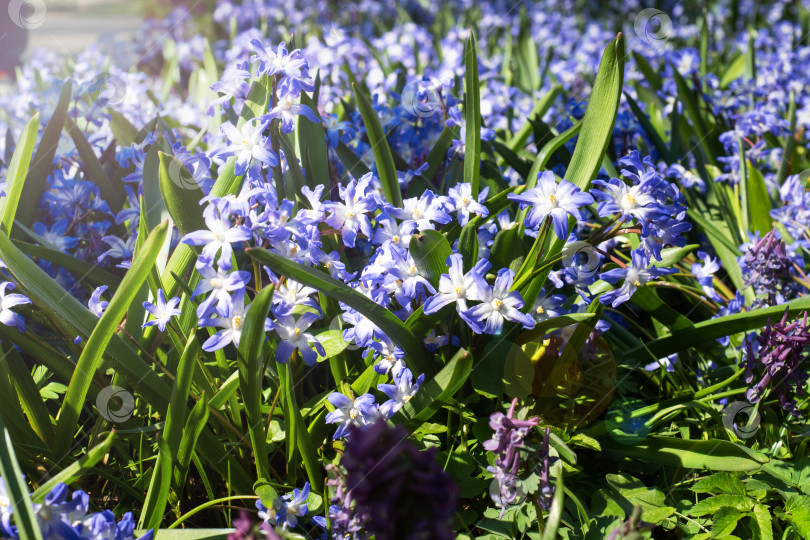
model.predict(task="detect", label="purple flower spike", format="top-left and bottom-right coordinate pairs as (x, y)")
top-left (484, 398), bottom-right (540, 515)
top-left (744, 307), bottom-right (810, 416)
top-left (742, 229), bottom-right (795, 307)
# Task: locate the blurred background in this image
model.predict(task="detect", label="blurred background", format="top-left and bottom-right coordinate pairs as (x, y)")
top-left (1, 0), bottom-right (209, 76)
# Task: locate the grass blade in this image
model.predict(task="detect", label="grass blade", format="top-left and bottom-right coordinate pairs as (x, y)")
top-left (31, 431), bottom-right (117, 502)
top-left (464, 30), bottom-right (481, 197)
top-left (0, 414), bottom-right (43, 540)
top-left (624, 295), bottom-right (810, 359)
top-left (0, 113), bottom-right (40, 235)
top-left (65, 116), bottom-right (123, 213)
top-left (18, 81), bottom-right (71, 227)
top-left (353, 83), bottom-right (401, 206)
top-left (524, 34), bottom-right (625, 306)
top-left (52, 221), bottom-right (169, 460)
top-left (236, 285), bottom-right (274, 482)
top-left (279, 363), bottom-right (323, 491)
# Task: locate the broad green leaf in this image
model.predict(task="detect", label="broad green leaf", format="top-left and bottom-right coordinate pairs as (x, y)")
top-left (464, 30), bottom-right (481, 197)
top-left (353, 84), bottom-right (401, 206)
top-left (239, 74), bottom-right (271, 125)
top-left (457, 215), bottom-right (480, 272)
top-left (711, 507), bottom-right (743, 537)
top-left (490, 227), bottom-right (526, 275)
top-left (0, 322), bottom-right (84, 399)
top-left (605, 473), bottom-right (675, 524)
top-left (335, 140), bottom-right (371, 180)
top-left (745, 32), bottom-right (756, 80)
top-left (397, 348), bottom-right (472, 424)
top-left (296, 92), bottom-right (330, 193)
top-left (351, 361), bottom-right (384, 396)
top-left (19, 80), bottom-right (71, 226)
top-left (782, 496), bottom-right (810, 538)
top-left (689, 494), bottom-right (754, 516)
top-left (0, 414), bottom-right (44, 540)
top-left (652, 244), bottom-right (698, 268)
top-left (0, 357), bottom-right (41, 449)
top-left (623, 295), bottom-right (810, 359)
top-left (142, 144), bottom-right (167, 231)
top-left (745, 163), bottom-right (773, 234)
top-left (158, 152), bottom-right (207, 236)
top-left (524, 35), bottom-right (625, 307)
top-left (52, 221), bottom-right (169, 459)
top-left (314, 329), bottom-right (350, 362)
top-left (699, 9), bottom-right (709, 76)
top-left (691, 472), bottom-right (747, 495)
top-left (0, 113), bottom-right (40, 234)
top-left (109, 109), bottom-right (139, 146)
top-left (424, 127), bottom-right (454, 180)
top-left (514, 18), bottom-right (540, 93)
top-left (564, 34), bottom-right (625, 193)
top-left (513, 313), bottom-right (595, 345)
top-left (751, 503), bottom-right (773, 540)
top-left (720, 53), bottom-right (746, 88)
top-left (247, 247), bottom-right (430, 375)
top-left (409, 230), bottom-right (452, 288)
top-left (603, 436), bottom-right (767, 472)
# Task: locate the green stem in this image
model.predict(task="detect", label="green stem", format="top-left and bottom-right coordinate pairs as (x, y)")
top-left (167, 495), bottom-right (259, 528)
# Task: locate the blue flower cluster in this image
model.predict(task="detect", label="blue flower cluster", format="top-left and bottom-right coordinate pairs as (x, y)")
top-left (0, 481), bottom-right (152, 540)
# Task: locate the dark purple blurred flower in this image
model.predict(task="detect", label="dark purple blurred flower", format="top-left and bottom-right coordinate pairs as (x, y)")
top-left (745, 307), bottom-right (810, 416)
top-left (328, 420), bottom-right (458, 540)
